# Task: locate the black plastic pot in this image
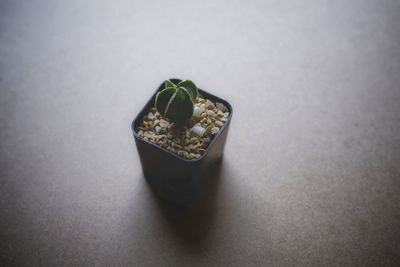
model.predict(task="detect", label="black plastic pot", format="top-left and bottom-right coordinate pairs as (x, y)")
top-left (131, 79), bottom-right (233, 204)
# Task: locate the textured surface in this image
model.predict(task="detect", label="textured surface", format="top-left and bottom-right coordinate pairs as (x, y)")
top-left (1, 0), bottom-right (400, 266)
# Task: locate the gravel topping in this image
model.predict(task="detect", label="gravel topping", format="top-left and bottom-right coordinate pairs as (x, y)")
top-left (137, 95), bottom-right (230, 160)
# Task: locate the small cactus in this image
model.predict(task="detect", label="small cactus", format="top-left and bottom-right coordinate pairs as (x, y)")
top-left (155, 79), bottom-right (198, 125)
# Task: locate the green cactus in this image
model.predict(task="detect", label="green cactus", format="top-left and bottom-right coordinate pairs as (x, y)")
top-left (155, 79), bottom-right (198, 125)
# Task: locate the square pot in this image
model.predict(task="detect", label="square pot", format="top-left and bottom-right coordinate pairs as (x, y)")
top-left (131, 79), bottom-right (233, 204)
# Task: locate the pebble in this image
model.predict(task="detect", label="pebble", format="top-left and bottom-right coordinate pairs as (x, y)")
top-left (159, 119), bottom-right (169, 129)
top-left (147, 112), bottom-right (156, 120)
top-left (193, 106), bottom-right (205, 119)
top-left (206, 110), bottom-right (216, 117)
top-left (191, 126), bottom-right (206, 137)
top-left (215, 121), bottom-right (224, 127)
top-left (216, 102), bottom-right (228, 112)
top-left (205, 100), bottom-right (215, 109)
top-left (211, 126), bottom-right (220, 135)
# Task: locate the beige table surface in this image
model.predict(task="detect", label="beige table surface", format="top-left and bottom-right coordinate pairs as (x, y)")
top-left (1, 0), bottom-right (399, 266)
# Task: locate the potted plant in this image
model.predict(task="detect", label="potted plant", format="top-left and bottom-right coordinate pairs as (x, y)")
top-left (131, 78), bottom-right (232, 203)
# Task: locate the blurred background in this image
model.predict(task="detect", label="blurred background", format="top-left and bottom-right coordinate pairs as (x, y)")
top-left (1, 0), bottom-right (399, 266)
